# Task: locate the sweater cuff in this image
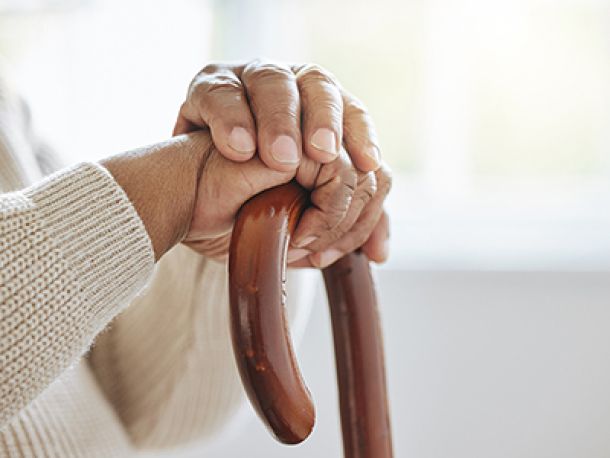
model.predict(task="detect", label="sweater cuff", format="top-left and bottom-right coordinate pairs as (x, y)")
top-left (23, 162), bottom-right (155, 327)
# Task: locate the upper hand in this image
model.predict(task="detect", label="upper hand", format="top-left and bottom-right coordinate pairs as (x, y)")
top-left (173, 60), bottom-right (381, 173)
top-left (183, 138), bottom-right (391, 268)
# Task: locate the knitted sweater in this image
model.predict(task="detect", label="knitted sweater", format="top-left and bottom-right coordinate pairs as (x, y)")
top-left (0, 76), bottom-right (313, 457)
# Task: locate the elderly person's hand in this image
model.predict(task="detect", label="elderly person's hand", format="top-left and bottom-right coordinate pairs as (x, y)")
top-left (183, 140), bottom-right (391, 268)
top-left (103, 131), bottom-right (390, 268)
top-left (174, 61), bottom-right (381, 172)
top-left (175, 60), bottom-right (391, 267)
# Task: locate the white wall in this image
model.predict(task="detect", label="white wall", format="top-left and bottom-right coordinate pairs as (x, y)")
top-left (197, 269), bottom-right (610, 458)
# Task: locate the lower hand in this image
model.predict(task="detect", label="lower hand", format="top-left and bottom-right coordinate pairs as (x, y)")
top-left (102, 129), bottom-right (390, 268)
top-left (184, 136), bottom-right (391, 268)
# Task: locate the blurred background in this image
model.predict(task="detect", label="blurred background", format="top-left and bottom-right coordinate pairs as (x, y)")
top-left (2, 0), bottom-right (610, 456)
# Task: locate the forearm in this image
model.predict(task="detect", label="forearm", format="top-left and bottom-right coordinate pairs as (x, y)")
top-left (101, 131), bottom-right (212, 260)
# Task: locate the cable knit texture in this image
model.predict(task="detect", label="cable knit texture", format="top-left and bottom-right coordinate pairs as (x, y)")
top-left (0, 73), bottom-right (314, 457)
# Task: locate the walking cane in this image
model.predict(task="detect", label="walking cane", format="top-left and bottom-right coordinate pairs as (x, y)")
top-left (229, 181), bottom-right (393, 457)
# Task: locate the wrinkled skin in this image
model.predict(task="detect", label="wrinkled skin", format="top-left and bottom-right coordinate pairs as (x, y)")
top-left (176, 60), bottom-right (392, 268)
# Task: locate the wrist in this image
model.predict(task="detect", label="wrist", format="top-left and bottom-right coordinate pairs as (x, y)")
top-left (101, 131), bottom-right (212, 260)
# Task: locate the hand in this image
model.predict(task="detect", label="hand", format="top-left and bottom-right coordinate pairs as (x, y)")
top-left (174, 60), bottom-right (381, 173)
top-left (102, 130), bottom-right (390, 267)
top-left (184, 140), bottom-right (391, 268)
top-left (102, 131), bottom-right (292, 261)
top-left (175, 60), bottom-right (391, 266)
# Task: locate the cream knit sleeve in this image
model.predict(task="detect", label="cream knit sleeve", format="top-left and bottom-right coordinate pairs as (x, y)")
top-left (0, 163), bottom-right (155, 429)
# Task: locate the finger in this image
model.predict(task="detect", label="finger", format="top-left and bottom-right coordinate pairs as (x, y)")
top-left (241, 61), bottom-right (302, 172)
top-left (309, 201), bottom-right (381, 268)
top-left (342, 91), bottom-right (382, 172)
top-left (308, 163), bottom-right (392, 268)
top-left (287, 248), bottom-right (313, 266)
top-left (361, 210), bottom-right (390, 263)
top-left (299, 169), bottom-right (376, 252)
top-left (287, 253), bottom-right (315, 268)
top-left (287, 169), bottom-right (374, 266)
top-left (295, 64), bottom-right (343, 163)
top-left (291, 149), bottom-right (358, 249)
top-left (180, 65), bottom-right (257, 162)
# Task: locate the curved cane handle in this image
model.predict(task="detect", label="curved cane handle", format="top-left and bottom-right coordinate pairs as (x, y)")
top-left (229, 181), bottom-right (393, 457)
top-left (229, 182), bottom-right (314, 444)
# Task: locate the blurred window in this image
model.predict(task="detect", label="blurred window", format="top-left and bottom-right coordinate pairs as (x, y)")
top-left (2, 0), bottom-right (610, 269)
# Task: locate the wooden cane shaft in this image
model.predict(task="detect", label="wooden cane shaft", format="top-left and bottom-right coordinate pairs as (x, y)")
top-left (323, 253), bottom-right (394, 458)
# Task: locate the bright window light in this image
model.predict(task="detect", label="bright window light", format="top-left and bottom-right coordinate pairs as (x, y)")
top-left (2, 0), bottom-right (609, 270)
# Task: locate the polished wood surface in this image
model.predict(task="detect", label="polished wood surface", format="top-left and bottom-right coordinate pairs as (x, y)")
top-left (229, 181), bottom-right (393, 456)
top-left (228, 182), bottom-right (315, 444)
top-left (324, 252), bottom-right (394, 458)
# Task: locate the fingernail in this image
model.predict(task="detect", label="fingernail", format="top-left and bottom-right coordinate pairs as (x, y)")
top-left (364, 145), bottom-right (380, 168)
top-left (287, 248), bottom-right (310, 263)
top-left (310, 128), bottom-right (337, 156)
top-left (271, 135), bottom-right (299, 164)
top-left (228, 127), bottom-right (256, 154)
top-left (318, 248), bottom-right (343, 268)
top-left (293, 235), bottom-right (317, 248)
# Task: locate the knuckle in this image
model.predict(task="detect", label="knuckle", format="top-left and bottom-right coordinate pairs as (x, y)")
top-left (343, 94), bottom-right (369, 118)
top-left (243, 57), bottom-right (265, 71)
top-left (202, 74), bottom-right (243, 95)
top-left (341, 170), bottom-right (358, 196)
top-left (243, 61), bottom-right (295, 85)
top-left (316, 193), bottom-right (350, 232)
top-left (189, 73), bottom-right (243, 111)
top-left (200, 62), bottom-right (223, 75)
top-left (190, 62), bottom-right (224, 88)
top-left (297, 66), bottom-right (343, 123)
top-left (318, 164), bottom-right (357, 195)
top-left (297, 64), bottom-right (338, 87)
top-left (357, 172), bottom-right (377, 203)
top-left (340, 166), bottom-right (359, 192)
